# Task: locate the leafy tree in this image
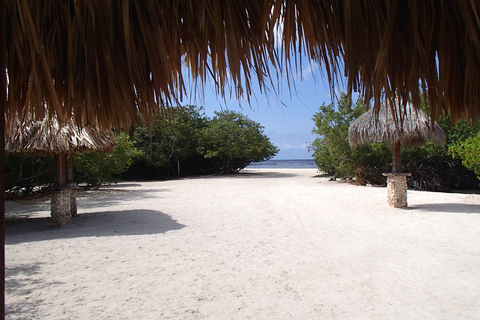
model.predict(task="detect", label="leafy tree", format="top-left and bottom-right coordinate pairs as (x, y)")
top-left (5, 155), bottom-right (54, 196)
top-left (131, 106), bottom-right (208, 178)
top-left (447, 119), bottom-right (480, 180)
top-left (74, 132), bottom-right (141, 187)
top-left (449, 131), bottom-right (480, 181)
top-left (310, 93), bottom-right (391, 181)
top-left (401, 116), bottom-right (480, 191)
top-left (199, 110), bottom-right (279, 173)
top-left (310, 92), bottom-right (480, 190)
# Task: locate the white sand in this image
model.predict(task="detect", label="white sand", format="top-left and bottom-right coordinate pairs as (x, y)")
top-left (5, 168), bottom-right (480, 319)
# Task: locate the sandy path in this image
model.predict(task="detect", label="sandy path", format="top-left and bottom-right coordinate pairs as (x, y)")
top-left (5, 169), bottom-right (480, 319)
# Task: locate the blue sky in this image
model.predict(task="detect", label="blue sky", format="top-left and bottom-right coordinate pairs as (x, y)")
top-left (182, 64), bottom-right (347, 160)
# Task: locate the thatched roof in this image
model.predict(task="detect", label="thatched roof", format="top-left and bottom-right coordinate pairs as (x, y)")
top-left (4, 1), bottom-right (480, 129)
top-left (5, 116), bottom-right (117, 156)
top-left (348, 99), bottom-right (446, 149)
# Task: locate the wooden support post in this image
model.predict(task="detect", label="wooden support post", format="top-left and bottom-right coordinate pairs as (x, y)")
top-left (67, 155), bottom-right (78, 217)
top-left (54, 153), bottom-right (68, 186)
top-left (1, 0), bottom-right (6, 316)
top-left (67, 154), bottom-right (74, 184)
top-left (391, 141), bottom-right (402, 173)
top-left (52, 153), bottom-right (76, 226)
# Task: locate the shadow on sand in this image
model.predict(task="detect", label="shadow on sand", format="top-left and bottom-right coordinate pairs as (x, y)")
top-left (6, 209), bottom-right (186, 244)
top-left (5, 261), bottom-right (59, 317)
top-left (75, 188), bottom-right (170, 211)
top-left (6, 188), bottom-right (170, 219)
top-left (409, 203), bottom-right (480, 214)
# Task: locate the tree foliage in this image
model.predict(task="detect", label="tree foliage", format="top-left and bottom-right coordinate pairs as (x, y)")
top-left (74, 132), bottom-right (141, 187)
top-left (200, 111), bottom-right (279, 173)
top-left (310, 93), bottom-right (480, 190)
top-left (310, 93), bottom-right (391, 181)
top-left (130, 106), bottom-right (207, 179)
top-left (5, 105), bottom-right (277, 194)
top-left (449, 130), bottom-right (480, 180)
top-left (4, 132), bottom-right (140, 195)
top-left (4, 155), bottom-right (54, 196)
top-left (125, 106), bottom-right (278, 178)
top-left (401, 118), bottom-right (480, 191)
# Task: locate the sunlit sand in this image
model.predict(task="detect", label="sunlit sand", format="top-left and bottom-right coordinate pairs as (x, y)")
top-left (5, 168), bottom-right (480, 319)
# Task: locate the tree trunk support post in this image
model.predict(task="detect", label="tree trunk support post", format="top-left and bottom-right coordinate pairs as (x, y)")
top-left (382, 173), bottom-right (412, 208)
top-left (51, 153), bottom-right (77, 227)
top-left (391, 141), bottom-right (402, 174)
top-left (1, 0), bottom-right (6, 315)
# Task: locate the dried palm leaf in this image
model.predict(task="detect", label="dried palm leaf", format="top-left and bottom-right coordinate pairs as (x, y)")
top-left (348, 98), bottom-right (446, 148)
top-left (5, 0), bottom-right (480, 131)
top-left (5, 115), bottom-right (117, 155)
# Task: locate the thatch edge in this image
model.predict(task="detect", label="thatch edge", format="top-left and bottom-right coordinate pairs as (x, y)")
top-left (5, 117), bottom-right (117, 155)
top-left (348, 100), bottom-right (447, 148)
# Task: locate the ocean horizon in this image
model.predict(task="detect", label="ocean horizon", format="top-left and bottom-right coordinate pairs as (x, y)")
top-left (247, 159), bottom-right (317, 169)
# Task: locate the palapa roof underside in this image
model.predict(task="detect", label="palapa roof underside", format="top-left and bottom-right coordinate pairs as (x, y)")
top-left (348, 99), bottom-right (447, 149)
top-left (5, 1), bottom-right (480, 130)
top-left (5, 116), bottom-right (117, 156)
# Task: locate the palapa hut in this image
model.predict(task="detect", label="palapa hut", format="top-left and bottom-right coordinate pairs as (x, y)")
top-left (2, 0), bottom-right (480, 316)
top-left (348, 99), bottom-right (446, 207)
top-left (5, 115), bottom-right (116, 226)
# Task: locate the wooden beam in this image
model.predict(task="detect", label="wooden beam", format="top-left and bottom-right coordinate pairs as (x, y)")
top-left (391, 141), bottom-right (402, 174)
top-left (54, 154), bottom-right (68, 187)
top-left (67, 154), bottom-right (74, 184)
top-left (1, 0), bottom-right (6, 316)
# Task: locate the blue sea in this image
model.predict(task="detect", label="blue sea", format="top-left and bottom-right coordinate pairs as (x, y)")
top-left (247, 159), bottom-right (317, 169)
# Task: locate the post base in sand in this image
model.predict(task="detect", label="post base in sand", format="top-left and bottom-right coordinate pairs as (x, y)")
top-left (382, 173), bottom-right (412, 208)
top-left (51, 188), bottom-right (77, 227)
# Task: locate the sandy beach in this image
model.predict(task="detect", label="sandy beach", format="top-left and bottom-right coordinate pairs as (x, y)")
top-left (5, 168), bottom-right (480, 319)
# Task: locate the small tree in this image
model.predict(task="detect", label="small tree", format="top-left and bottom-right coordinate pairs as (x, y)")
top-left (5, 155), bottom-right (54, 196)
top-left (74, 132), bottom-right (141, 187)
top-left (310, 93), bottom-right (391, 181)
top-left (199, 111), bottom-right (279, 173)
top-left (131, 106), bottom-right (208, 178)
top-left (449, 131), bottom-right (480, 181)
top-left (400, 117), bottom-right (480, 191)
top-left (311, 93), bottom-right (480, 190)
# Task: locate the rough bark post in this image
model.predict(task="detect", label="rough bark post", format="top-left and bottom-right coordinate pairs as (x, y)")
top-left (0, 0), bottom-right (6, 315)
top-left (54, 153), bottom-right (68, 186)
top-left (383, 173), bottom-right (412, 208)
top-left (67, 154), bottom-right (74, 184)
top-left (391, 141), bottom-right (402, 173)
top-left (66, 154), bottom-right (78, 217)
top-left (52, 153), bottom-right (72, 226)
top-left (51, 189), bottom-right (73, 227)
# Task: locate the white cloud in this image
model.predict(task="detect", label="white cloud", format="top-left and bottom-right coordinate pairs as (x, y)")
top-left (292, 63), bottom-right (319, 81)
top-left (280, 142), bottom-right (309, 150)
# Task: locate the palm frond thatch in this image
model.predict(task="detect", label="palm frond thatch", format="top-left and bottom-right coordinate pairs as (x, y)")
top-left (5, 116), bottom-right (117, 155)
top-left (5, 1), bottom-right (480, 130)
top-left (348, 99), bottom-right (446, 149)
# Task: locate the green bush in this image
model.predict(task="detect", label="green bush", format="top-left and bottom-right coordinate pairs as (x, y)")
top-left (200, 110), bottom-right (279, 173)
top-left (310, 93), bottom-right (479, 190)
top-left (130, 106), bottom-right (208, 179)
top-left (402, 118), bottom-right (480, 191)
top-left (127, 106), bottom-right (278, 177)
top-left (310, 93), bottom-right (391, 181)
top-left (449, 131), bottom-right (480, 181)
top-left (5, 154), bottom-right (54, 196)
top-left (74, 132), bottom-right (141, 187)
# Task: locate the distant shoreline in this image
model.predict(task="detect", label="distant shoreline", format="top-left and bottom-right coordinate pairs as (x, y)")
top-left (248, 159), bottom-right (317, 169)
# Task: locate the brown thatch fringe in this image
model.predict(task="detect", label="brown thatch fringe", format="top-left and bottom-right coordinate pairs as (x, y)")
top-left (348, 98), bottom-right (446, 148)
top-left (5, 116), bottom-right (117, 155)
top-left (5, 1), bottom-right (480, 129)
